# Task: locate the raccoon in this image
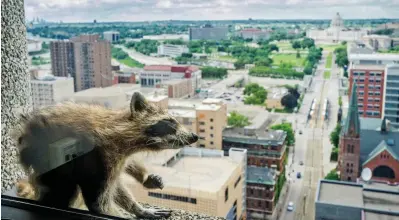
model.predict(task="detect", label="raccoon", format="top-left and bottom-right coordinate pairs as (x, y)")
top-left (14, 92), bottom-right (199, 219)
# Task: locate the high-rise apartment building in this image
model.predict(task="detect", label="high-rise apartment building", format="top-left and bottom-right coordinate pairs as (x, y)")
top-left (348, 53), bottom-right (399, 118)
top-left (131, 147), bottom-right (247, 220)
top-left (50, 34), bottom-right (112, 91)
top-left (383, 64), bottom-right (399, 128)
top-left (30, 74), bottom-right (74, 109)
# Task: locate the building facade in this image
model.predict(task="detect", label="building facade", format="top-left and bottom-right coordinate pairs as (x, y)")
top-left (30, 75), bottom-right (74, 109)
top-left (222, 114), bottom-right (288, 218)
top-left (140, 65), bottom-right (201, 93)
top-left (383, 64), bottom-right (399, 129)
top-left (157, 44), bottom-right (189, 58)
top-left (162, 78), bottom-right (193, 98)
top-left (131, 147), bottom-right (247, 220)
top-left (189, 26), bottom-right (229, 41)
top-left (338, 82), bottom-right (399, 183)
top-left (348, 53), bottom-right (399, 118)
top-left (103, 31), bottom-right (120, 43)
top-left (238, 29), bottom-right (272, 41)
top-left (315, 180), bottom-right (399, 220)
top-left (72, 34), bottom-right (113, 91)
top-left (362, 35), bottom-right (393, 51)
top-left (306, 13), bottom-right (368, 43)
top-left (50, 34), bottom-right (112, 92)
top-left (27, 39), bottom-right (42, 53)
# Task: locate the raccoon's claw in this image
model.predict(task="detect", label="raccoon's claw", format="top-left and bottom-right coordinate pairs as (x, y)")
top-left (143, 174), bottom-right (164, 189)
top-left (136, 208), bottom-right (172, 219)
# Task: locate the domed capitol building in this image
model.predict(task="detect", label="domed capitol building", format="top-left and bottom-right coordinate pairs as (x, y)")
top-left (306, 12), bottom-right (370, 43)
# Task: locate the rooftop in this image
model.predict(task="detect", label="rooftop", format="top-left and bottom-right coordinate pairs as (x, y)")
top-left (351, 64), bottom-right (386, 70)
top-left (168, 109), bottom-right (196, 118)
top-left (74, 84), bottom-right (140, 97)
top-left (146, 93), bottom-right (168, 102)
top-left (31, 76), bottom-right (73, 84)
top-left (143, 65), bottom-right (199, 73)
top-left (349, 53), bottom-right (399, 61)
top-left (317, 180), bottom-right (399, 214)
top-left (247, 166), bottom-right (276, 185)
top-left (195, 104), bottom-right (221, 111)
top-left (133, 147), bottom-right (245, 193)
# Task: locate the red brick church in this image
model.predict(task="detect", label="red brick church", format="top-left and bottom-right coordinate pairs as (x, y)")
top-left (338, 83), bottom-right (399, 184)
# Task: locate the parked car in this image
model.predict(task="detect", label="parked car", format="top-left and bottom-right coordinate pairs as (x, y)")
top-left (297, 172), bottom-right (302, 179)
top-left (299, 161), bottom-right (304, 166)
top-left (287, 202), bottom-right (294, 211)
top-left (299, 130), bottom-right (303, 134)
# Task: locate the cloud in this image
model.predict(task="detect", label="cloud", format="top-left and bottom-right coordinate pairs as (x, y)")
top-left (24, 0), bottom-right (399, 22)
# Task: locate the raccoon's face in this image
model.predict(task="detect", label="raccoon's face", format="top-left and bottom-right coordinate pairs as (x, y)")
top-left (130, 92), bottom-right (198, 150)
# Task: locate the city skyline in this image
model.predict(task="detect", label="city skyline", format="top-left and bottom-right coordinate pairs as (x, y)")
top-left (25, 0), bottom-right (399, 23)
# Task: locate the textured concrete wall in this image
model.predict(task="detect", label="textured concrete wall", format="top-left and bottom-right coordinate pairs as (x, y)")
top-left (1, 0), bottom-right (32, 192)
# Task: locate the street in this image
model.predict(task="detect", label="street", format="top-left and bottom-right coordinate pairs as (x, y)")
top-left (279, 50), bottom-right (340, 220)
top-left (114, 45), bottom-right (176, 65)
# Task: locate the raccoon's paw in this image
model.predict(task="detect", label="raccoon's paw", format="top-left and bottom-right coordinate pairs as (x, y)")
top-left (143, 174), bottom-right (164, 189)
top-left (16, 180), bottom-right (35, 200)
top-left (135, 207), bottom-right (172, 219)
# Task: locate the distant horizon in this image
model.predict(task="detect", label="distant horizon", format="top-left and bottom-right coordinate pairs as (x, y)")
top-left (25, 0), bottom-right (399, 23)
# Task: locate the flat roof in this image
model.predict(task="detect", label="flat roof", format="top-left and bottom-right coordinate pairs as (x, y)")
top-left (247, 166), bottom-right (276, 185)
top-left (317, 180), bottom-right (399, 214)
top-left (364, 211), bottom-right (399, 220)
top-left (351, 64), bottom-right (386, 70)
top-left (202, 98), bottom-right (223, 104)
top-left (318, 181), bottom-right (364, 207)
top-left (146, 94), bottom-right (168, 102)
top-left (195, 104), bottom-right (221, 111)
top-left (168, 109), bottom-right (196, 118)
top-left (74, 84), bottom-right (140, 97)
top-left (31, 76), bottom-right (73, 84)
top-left (133, 148), bottom-right (242, 193)
top-left (349, 53), bottom-right (399, 61)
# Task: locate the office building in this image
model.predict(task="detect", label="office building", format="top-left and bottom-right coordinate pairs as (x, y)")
top-left (27, 39), bottom-right (42, 53)
top-left (315, 180), bottom-right (399, 220)
top-left (383, 64), bottom-right (399, 129)
top-left (140, 65), bottom-right (201, 93)
top-left (306, 12), bottom-right (368, 43)
top-left (238, 29), bottom-right (272, 41)
top-left (338, 83), bottom-right (399, 183)
top-left (50, 34), bottom-right (112, 92)
top-left (189, 26), bottom-right (229, 41)
top-left (103, 31), bottom-right (120, 43)
top-left (157, 44), bottom-right (189, 58)
top-left (362, 35), bottom-right (393, 51)
top-left (162, 78), bottom-right (193, 98)
top-left (30, 74), bottom-right (74, 109)
top-left (131, 147), bottom-right (247, 220)
top-left (348, 53), bottom-right (399, 118)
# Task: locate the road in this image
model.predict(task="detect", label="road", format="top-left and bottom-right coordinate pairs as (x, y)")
top-left (115, 45), bottom-right (176, 65)
top-left (279, 50), bottom-right (340, 220)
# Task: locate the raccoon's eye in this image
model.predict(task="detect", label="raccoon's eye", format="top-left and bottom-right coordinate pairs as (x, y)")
top-left (145, 119), bottom-right (177, 136)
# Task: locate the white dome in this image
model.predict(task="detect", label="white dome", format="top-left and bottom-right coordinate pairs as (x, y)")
top-left (330, 12), bottom-right (344, 28)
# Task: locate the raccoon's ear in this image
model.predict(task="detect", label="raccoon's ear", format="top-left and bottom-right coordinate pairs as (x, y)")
top-left (130, 92), bottom-right (148, 114)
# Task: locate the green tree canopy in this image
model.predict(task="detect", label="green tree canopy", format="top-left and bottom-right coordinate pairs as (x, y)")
top-left (271, 123), bottom-right (295, 146)
top-left (325, 169), bottom-right (340, 180)
top-left (330, 124), bottom-right (342, 148)
top-left (200, 66), bottom-right (228, 79)
top-left (228, 111), bottom-right (251, 127)
top-left (281, 93), bottom-right (298, 109)
top-left (243, 83), bottom-right (268, 105)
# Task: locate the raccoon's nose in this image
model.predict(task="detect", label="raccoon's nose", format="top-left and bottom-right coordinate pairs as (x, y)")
top-left (190, 133), bottom-right (199, 143)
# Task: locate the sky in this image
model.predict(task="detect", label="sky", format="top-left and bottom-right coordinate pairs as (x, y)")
top-left (25, 0), bottom-right (399, 22)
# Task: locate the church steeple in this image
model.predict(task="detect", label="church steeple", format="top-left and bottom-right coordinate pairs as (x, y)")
top-left (343, 82), bottom-right (360, 137)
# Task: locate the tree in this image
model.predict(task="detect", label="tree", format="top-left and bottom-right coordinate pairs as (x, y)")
top-left (288, 87), bottom-right (300, 99)
top-left (271, 123), bottom-right (295, 146)
top-left (296, 50), bottom-right (301, 58)
top-left (301, 38), bottom-right (315, 49)
top-left (291, 41), bottom-right (301, 50)
top-left (243, 83), bottom-right (267, 105)
top-left (255, 57), bottom-right (273, 67)
top-left (228, 111), bottom-right (251, 127)
top-left (181, 53), bottom-right (193, 58)
top-left (338, 96), bottom-right (343, 107)
top-left (281, 94), bottom-right (298, 109)
top-left (200, 66), bottom-right (228, 79)
top-left (329, 124), bottom-right (342, 148)
top-left (303, 63), bottom-right (313, 75)
top-left (325, 169), bottom-right (340, 180)
top-left (268, 44), bottom-right (279, 52)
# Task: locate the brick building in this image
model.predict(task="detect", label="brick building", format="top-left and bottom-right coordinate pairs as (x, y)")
top-left (338, 82), bottom-right (399, 183)
top-left (222, 114), bottom-right (288, 218)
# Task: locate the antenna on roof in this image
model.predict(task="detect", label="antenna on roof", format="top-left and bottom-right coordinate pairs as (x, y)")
top-left (361, 167), bottom-right (372, 183)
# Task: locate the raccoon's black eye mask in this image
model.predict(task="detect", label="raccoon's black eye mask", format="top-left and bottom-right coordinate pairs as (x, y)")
top-left (145, 119), bottom-right (177, 136)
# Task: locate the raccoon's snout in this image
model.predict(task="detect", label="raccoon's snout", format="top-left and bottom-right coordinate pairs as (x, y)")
top-left (187, 133), bottom-right (198, 144)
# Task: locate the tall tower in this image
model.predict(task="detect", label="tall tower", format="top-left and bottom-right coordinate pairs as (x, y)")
top-left (338, 82), bottom-right (361, 182)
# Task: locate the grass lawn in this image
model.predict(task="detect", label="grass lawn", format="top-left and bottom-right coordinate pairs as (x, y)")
top-left (326, 52), bottom-right (333, 68)
top-left (274, 41), bottom-right (307, 52)
top-left (31, 57), bottom-right (50, 66)
top-left (378, 50), bottom-right (399, 54)
top-left (318, 44), bottom-right (343, 52)
top-left (118, 57), bottom-right (144, 68)
top-left (213, 55), bottom-right (237, 62)
top-left (324, 71), bottom-right (331, 79)
top-left (271, 53), bottom-right (306, 67)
